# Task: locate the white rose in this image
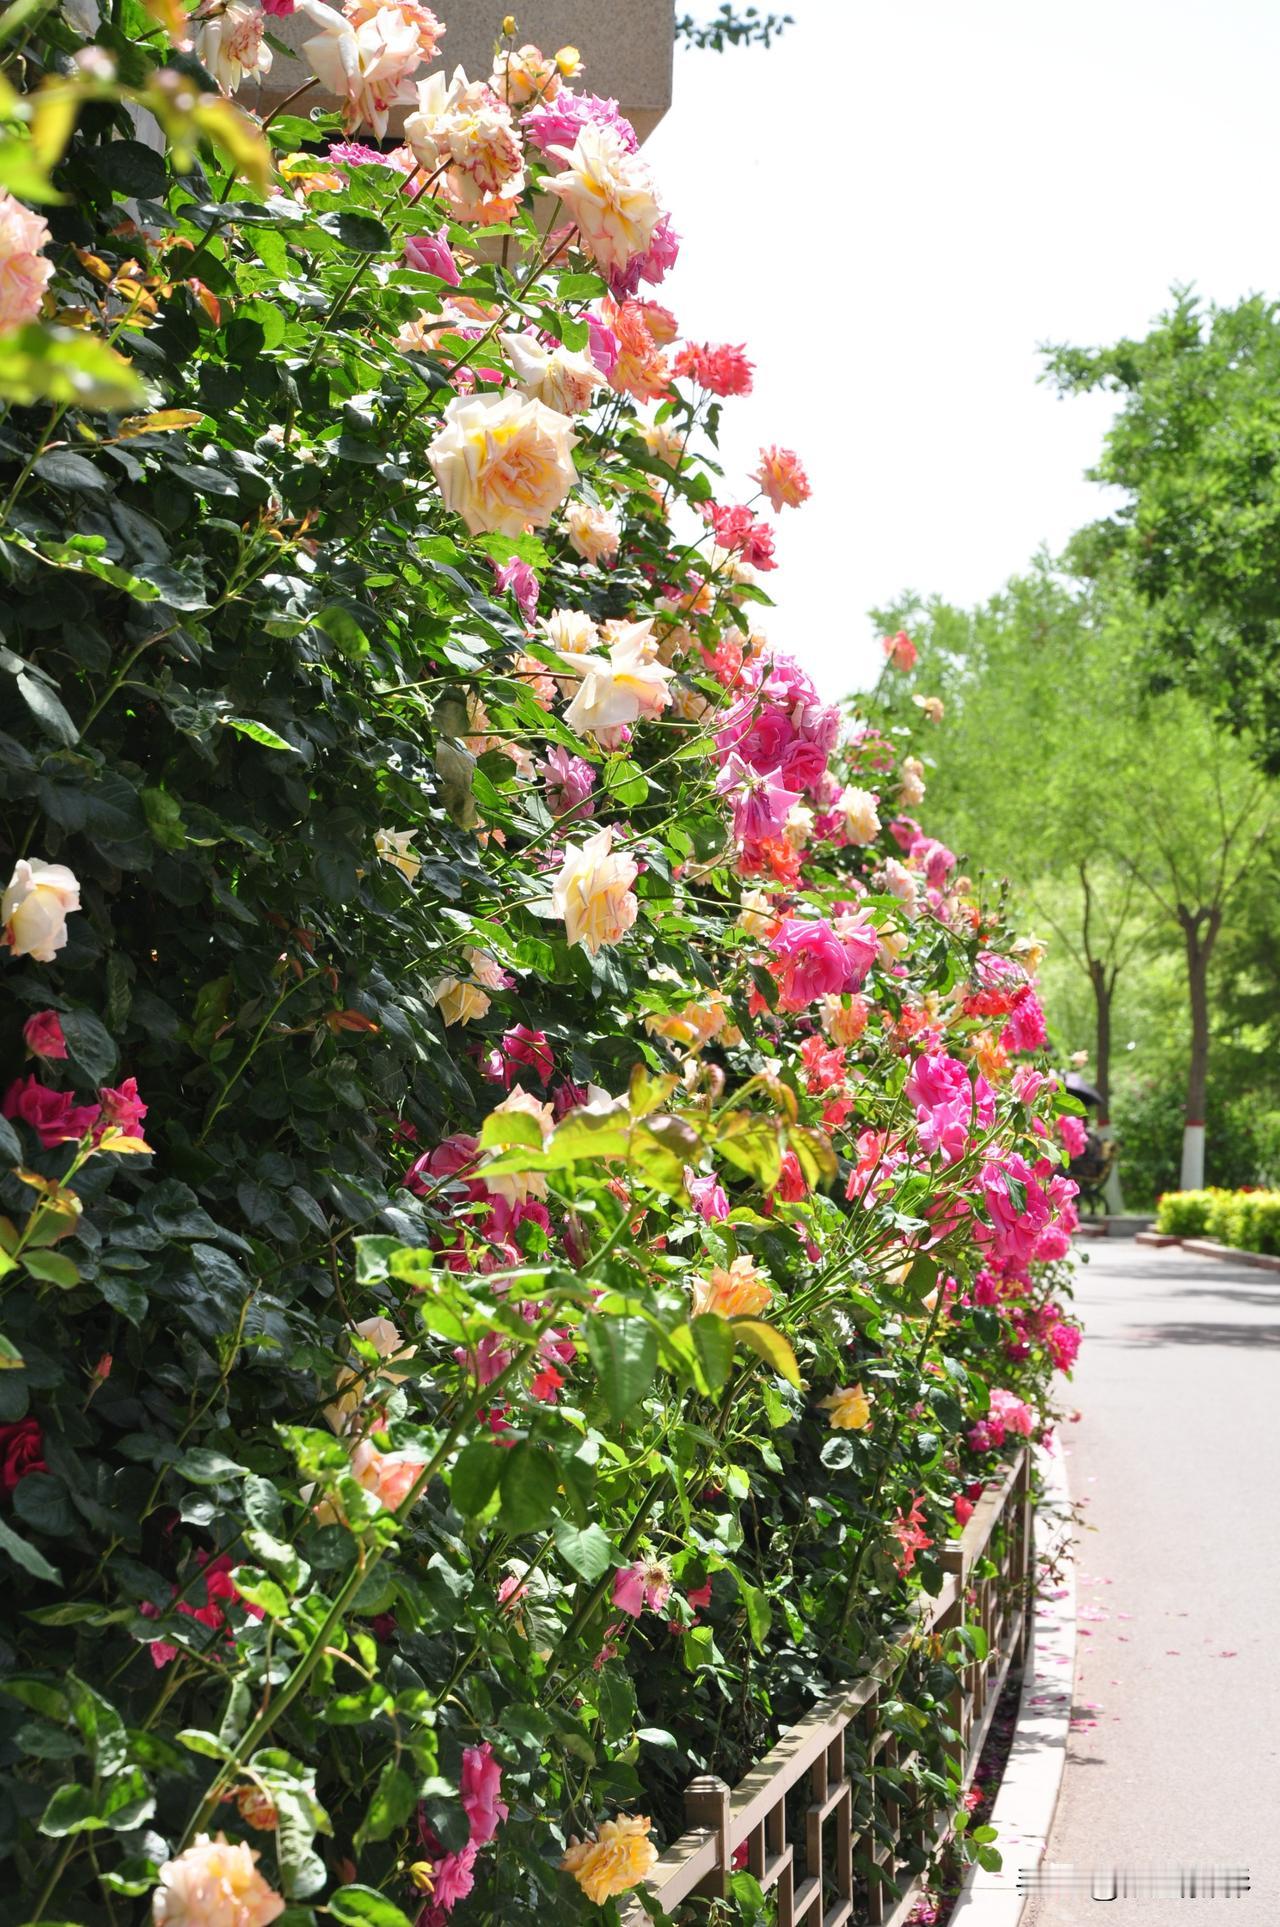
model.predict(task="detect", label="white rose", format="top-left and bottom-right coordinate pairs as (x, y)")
top-left (2, 859), bottom-right (80, 962)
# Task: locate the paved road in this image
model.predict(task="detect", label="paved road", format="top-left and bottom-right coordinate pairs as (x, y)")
top-left (1021, 1240), bottom-right (1280, 1927)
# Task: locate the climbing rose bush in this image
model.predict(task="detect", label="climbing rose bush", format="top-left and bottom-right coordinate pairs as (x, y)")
top-left (0, 11), bottom-right (1081, 1925)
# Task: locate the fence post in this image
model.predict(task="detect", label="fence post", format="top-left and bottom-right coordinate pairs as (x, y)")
top-left (685, 1773), bottom-right (732, 1900)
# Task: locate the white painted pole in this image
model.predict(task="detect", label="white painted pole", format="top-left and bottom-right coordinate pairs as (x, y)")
top-left (1180, 1121), bottom-right (1206, 1191)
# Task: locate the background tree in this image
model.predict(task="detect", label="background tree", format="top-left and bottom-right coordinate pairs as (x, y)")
top-left (874, 563), bottom-right (1277, 1193)
top-left (1045, 290), bottom-right (1280, 774)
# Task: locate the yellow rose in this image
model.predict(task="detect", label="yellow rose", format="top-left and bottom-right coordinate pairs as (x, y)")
top-left (552, 827), bottom-right (639, 955)
top-left (428, 391), bottom-right (578, 538)
top-left (562, 1815), bottom-right (658, 1905)
top-left (427, 975), bottom-right (491, 1027)
top-left (502, 331), bottom-right (602, 415)
top-left (819, 1383), bottom-right (872, 1431)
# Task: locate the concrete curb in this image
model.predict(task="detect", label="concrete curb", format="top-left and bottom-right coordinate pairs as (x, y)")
top-left (1135, 1233), bottom-right (1280, 1273)
top-left (946, 1442), bottom-right (1076, 1927)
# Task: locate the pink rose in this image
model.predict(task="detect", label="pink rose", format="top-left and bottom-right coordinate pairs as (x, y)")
top-left (460, 1742), bottom-right (508, 1847)
top-left (98, 1076), bottom-right (147, 1138)
top-left (777, 737), bottom-right (829, 794)
top-left (22, 1010), bottom-right (67, 1059)
top-left (2, 1075), bottom-right (100, 1148)
top-left (404, 230), bottom-right (460, 284)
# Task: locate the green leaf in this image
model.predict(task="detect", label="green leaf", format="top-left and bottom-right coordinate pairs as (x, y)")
top-left (0, 324), bottom-right (146, 410)
top-left (175, 1446), bottom-right (246, 1484)
top-left (551, 1518), bottom-right (613, 1582)
top-left (732, 1319), bottom-right (802, 1389)
top-left (16, 672), bottom-right (78, 747)
top-left (328, 1886), bottom-right (416, 1927)
top-left (66, 1674), bottom-right (129, 1775)
top-left (584, 1311), bottom-right (657, 1421)
top-left (449, 1440), bottom-right (505, 1518)
top-left (690, 1314), bottom-right (734, 1394)
top-left (59, 1008), bottom-right (119, 1085)
top-left (354, 1760), bottom-right (416, 1847)
top-left (321, 211), bottom-right (392, 252)
top-left (222, 717), bottom-right (299, 753)
top-left (34, 450), bottom-right (110, 492)
top-left (176, 1728), bottom-right (231, 1758)
top-left (498, 1441), bottom-right (558, 1534)
top-left (20, 1249), bottom-right (80, 1289)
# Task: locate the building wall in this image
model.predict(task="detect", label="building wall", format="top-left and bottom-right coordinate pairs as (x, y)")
top-left (255, 0), bottom-right (674, 144)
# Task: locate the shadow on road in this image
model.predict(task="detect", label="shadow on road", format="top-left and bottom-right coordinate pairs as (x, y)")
top-left (1113, 1321), bottom-right (1280, 1347)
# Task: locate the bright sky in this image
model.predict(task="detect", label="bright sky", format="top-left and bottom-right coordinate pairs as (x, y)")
top-left (646, 0), bottom-right (1280, 699)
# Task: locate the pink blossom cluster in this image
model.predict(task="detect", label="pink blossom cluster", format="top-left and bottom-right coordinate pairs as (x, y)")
top-left (416, 1743), bottom-right (508, 1925)
top-left (905, 1052), bottom-right (995, 1164)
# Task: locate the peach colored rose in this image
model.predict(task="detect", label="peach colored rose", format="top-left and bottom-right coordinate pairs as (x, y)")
top-left (899, 755), bottom-right (926, 806)
top-left (502, 331), bottom-right (601, 414)
top-left (428, 974), bottom-right (491, 1027)
top-left (913, 692), bottom-right (945, 723)
top-left (405, 68), bottom-right (526, 211)
top-left (821, 994), bottom-right (868, 1046)
top-left (151, 1834), bottom-right (285, 1927)
top-left (375, 828), bottom-right (420, 881)
top-left (348, 1437), bottom-right (428, 1510)
top-left (2, 858), bottom-right (80, 962)
top-left (639, 418), bottom-right (685, 467)
top-left (297, 0), bottom-right (421, 139)
top-left (562, 1815), bottom-right (658, 1904)
top-left (481, 1082), bottom-right (554, 1205)
top-left (691, 1254), bottom-right (771, 1319)
top-left (194, 2), bottom-right (272, 94)
top-left (546, 124), bottom-right (662, 275)
top-left (491, 41), bottom-right (560, 105)
top-left (552, 827), bottom-right (639, 956)
top-left (0, 191), bottom-right (53, 334)
top-left (428, 391), bottom-right (578, 538)
top-left (344, 0), bottom-right (442, 63)
top-left (566, 499), bottom-right (621, 564)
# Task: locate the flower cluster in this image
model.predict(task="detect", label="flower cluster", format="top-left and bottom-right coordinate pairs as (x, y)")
top-left (0, 12), bottom-right (1080, 1927)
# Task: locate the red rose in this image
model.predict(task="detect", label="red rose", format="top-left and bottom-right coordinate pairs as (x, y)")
top-left (0, 1417), bottom-right (47, 1494)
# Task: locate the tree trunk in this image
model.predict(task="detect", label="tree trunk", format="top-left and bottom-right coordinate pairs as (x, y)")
top-left (1177, 904), bottom-right (1222, 1190)
top-left (1087, 957), bottom-right (1126, 1213)
top-left (1088, 957), bottom-right (1113, 1119)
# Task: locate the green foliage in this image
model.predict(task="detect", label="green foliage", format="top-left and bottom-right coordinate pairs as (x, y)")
top-left (0, 12), bottom-right (1076, 1925)
top-left (1045, 291), bottom-right (1280, 776)
top-left (1157, 1185), bottom-right (1280, 1253)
